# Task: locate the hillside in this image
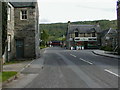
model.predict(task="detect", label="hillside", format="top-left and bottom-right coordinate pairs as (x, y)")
top-left (40, 20), bottom-right (117, 41)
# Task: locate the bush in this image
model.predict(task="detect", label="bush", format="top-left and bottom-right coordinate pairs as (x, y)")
top-left (100, 46), bottom-right (106, 50)
top-left (118, 48), bottom-right (120, 55)
top-left (100, 46), bottom-right (113, 51)
top-left (40, 45), bottom-right (47, 49)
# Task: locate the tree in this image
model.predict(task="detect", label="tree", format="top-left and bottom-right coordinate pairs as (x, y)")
top-left (41, 30), bottom-right (49, 46)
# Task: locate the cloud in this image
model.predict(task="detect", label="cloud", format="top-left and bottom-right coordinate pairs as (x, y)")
top-left (76, 5), bottom-right (115, 12)
top-left (40, 18), bottom-right (51, 24)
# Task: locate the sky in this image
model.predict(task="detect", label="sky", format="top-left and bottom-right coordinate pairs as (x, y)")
top-left (38, 0), bottom-right (118, 24)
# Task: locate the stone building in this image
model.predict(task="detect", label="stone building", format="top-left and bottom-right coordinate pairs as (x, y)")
top-left (7, 2), bottom-right (40, 60)
top-left (0, 1), bottom-right (2, 59)
top-left (66, 22), bottom-right (101, 50)
top-left (7, 2), bottom-right (15, 61)
top-left (101, 28), bottom-right (118, 51)
top-left (0, 1), bottom-right (7, 66)
top-left (117, 0), bottom-right (120, 54)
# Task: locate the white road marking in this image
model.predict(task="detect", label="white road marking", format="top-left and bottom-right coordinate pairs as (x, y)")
top-left (79, 58), bottom-right (93, 65)
top-left (70, 54), bottom-right (77, 58)
top-left (57, 53), bottom-right (101, 88)
top-left (104, 69), bottom-right (120, 77)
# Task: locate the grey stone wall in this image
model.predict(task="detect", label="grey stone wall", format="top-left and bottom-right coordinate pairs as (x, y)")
top-left (7, 3), bottom-right (15, 60)
top-left (117, 1), bottom-right (120, 54)
top-left (35, 3), bottom-right (40, 58)
top-left (0, 1), bottom-right (2, 72)
top-left (0, 2), bottom-right (2, 58)
top-left (14, 4), bottom-right (40, 59)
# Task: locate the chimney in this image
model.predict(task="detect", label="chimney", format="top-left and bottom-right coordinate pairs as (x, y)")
top-left (68, 21), bottom-right (71, 25)
top-left (95, 21), bottom-right (100, 27)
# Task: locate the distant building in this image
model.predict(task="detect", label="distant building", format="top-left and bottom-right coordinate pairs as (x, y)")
top-left (6, 2), bottom-right (40, 60)
top-left (101, 28), bottom-right (118, 51)
top-left (66, 22), bottom-right (101, 50)
top-left (117, 0), bottom-right (120, 54)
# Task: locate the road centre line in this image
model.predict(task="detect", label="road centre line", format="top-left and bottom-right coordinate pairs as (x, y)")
top-left (104, 69), bottom-right (120, 77)
top-left (70, 54), bottom-right (77, 58)
top-left (79, 58), bottom-right (93, 65)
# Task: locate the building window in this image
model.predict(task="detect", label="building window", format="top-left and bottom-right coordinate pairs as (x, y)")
top-left (8, 35), bottom-right (11, 52)
top-left (8, 6), bottom-right (11, 20)
top-left (20, 10), bottom-right (28, 20)
top-left (75, 32), bottom-right (78, 37)
top-left (92, 32), bottom-right (96, 37)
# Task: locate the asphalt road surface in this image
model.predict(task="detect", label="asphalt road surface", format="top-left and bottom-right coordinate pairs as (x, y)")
top-left (3, 47), bottom-right (119, 89)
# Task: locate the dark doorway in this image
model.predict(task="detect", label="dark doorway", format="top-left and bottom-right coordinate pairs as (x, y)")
top-left (75, 32), bottom-right (78, 37)
top-left (84, 41), bottom-right (88, 49)
top-left (16, 39), bottom-right (24, 59)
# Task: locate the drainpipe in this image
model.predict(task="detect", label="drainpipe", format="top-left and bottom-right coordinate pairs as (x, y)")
top-left (68, 21), bottom-right (71, 49)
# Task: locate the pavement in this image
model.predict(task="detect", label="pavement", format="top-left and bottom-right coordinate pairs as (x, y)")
top-left (3, 61), bottom-right (32, 72)
top-left (93, 50), bottom-right (120, 59)
top-left (1, 48), bottom-right (45, 88)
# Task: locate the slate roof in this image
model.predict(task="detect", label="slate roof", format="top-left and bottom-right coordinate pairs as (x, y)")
top-left (10, 1), bottom-right (36, 8)
top-left (100, 29), bottom-right (109, 37)
top-left (101, 28), bottom-right (117, 38)
top-left (107, 28), bottom-right (117, 34)
top-left (68, 24), bottom-right (101, 34)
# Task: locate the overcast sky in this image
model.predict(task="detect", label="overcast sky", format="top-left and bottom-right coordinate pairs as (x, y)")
top-left (38, 0), bottom-right (118, 24)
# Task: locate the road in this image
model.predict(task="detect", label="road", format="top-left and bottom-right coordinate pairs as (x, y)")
top-left (3, 47), bottom-right (119, 88)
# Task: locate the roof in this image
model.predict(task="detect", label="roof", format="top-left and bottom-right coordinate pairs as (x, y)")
top-left (101, 28), bottom-right (117, 38)
top-left (101, 29), bottom-right (109, 37)
top-left (10, 2), bottom-right (36, 8)
top-left (107, 28), bottom-right (117, 34)
top-left (68, 24), bottom-right (101, 34)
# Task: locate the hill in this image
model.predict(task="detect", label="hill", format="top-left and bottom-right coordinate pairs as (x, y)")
top-left (40, 20), bottom-right (117, 41)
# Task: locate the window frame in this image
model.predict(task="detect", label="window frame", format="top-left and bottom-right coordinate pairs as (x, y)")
top-left (20, 10), bottom-right (28, 20)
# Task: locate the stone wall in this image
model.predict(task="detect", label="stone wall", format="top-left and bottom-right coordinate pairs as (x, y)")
top-left (117, 1), bottom-right (120, 54)
top-left (0, 2), bottom-right (2, 58)
top-left (7, 3), bottom-right (15, 60)
top-left (0, 1), bottom-right (2, 72)
top-left (35, 3), bottom-right (40, 58)
top-left (14, 5), bottom-right (39, 58)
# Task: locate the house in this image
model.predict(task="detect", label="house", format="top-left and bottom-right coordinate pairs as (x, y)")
top-left (117, 0), bottom-right (120, 54)
top-left (6, 1), bottom-right (40, 61)
top-left (0, 1), bottom-right (8, 65)
top-left (101, 28), bottom-right (118, 50)
top-left (66, 21), bottom-right (101, 50)
top-left (0, 1), bottom-right (2, 59)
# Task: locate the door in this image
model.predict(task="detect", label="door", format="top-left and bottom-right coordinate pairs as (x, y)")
top-left (16, 39), bottom-right (24, 59)
top-left (84, 41), bottom-right (88, 49)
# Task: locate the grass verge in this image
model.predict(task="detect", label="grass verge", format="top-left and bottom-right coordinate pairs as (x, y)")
top-left (0, 72), bottom-right (2, 82)
top-left (40, 45), bottom-right (48, 49)
top-left (1, 71), bottom-right (17, 82)
top-left (4, 60), bottom-right (27, 65)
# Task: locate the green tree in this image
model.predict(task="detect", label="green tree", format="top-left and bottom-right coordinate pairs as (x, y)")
top-left (41, 30), bottom-right (49, 46)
